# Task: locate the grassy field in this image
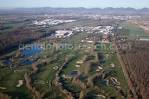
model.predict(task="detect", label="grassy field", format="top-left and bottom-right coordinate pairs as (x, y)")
top-left (120, 22), bottom-right (146, 38)
top-left (0, 68), bottom-right (32, 99)
top-left (103, 53), bottom-right (128, 97)
top-left (94, 41), bottom-right (128, 98)
top-left (0, 69), bottom-right (26, 91)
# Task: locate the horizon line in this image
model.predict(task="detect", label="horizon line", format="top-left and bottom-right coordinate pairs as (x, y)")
top-left (0, 7), bottom-right (149, 10)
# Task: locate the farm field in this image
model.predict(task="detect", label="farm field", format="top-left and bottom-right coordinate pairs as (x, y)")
top-left (115, 22), bottom-right (149, 99)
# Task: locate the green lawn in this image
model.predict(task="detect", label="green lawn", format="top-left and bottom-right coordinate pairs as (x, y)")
top-left (0, 69), bottom-right (26, 91)
top-left (94, 37), bottom-right (128, 98)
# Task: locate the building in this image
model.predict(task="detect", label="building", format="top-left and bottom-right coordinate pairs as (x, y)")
top-left (55, 30), bottom-right (73, 38)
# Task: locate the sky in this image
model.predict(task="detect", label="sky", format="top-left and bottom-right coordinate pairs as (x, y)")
top-left (0, 0), bottom-right (149, 9)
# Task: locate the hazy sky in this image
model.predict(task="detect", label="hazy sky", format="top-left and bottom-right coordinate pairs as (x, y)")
top-left (0, 0), bottom-right (149, 8)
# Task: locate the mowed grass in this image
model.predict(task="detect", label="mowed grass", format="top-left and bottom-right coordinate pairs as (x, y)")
top-left (103, 52), bottom-right (128, 96)
top-left (0, 69), bottom-right (32, 99)
top-left (6, 86), bottom-right (32, 99)
top-left (62, 50), bottom-right (83, 74)
top-left (0, 69), bottom-right (26, 91)
top-left (108, 54), bottom-right (127, 84)
top-left (34, 49), bottom-right (80, 92)
top-left (35, 64), bottom-right (56, 82)
top-left (95, 41), bottom-right (128, 98)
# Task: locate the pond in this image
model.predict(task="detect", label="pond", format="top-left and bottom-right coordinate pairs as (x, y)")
top-left (3, 59), bottom-right (12, 65)
top-left (20, 59), bottom-right (35, 65)
top-left (20, 44), bottom-right (43, 57)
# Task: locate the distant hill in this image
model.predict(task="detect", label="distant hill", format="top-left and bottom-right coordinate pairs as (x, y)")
top-left (0, 7), bottom-right (149, 15)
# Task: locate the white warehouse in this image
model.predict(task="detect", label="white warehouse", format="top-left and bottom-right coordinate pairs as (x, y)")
top-left (55, 30), bottom-right (73, 38)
